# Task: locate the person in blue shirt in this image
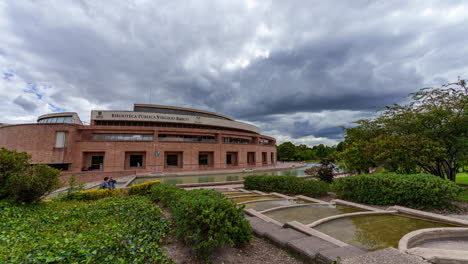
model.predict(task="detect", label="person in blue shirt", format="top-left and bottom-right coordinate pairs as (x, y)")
top-left (99, 177), bottom-right (110, 189)
top-left (108, 177), bottom-right (116, 189)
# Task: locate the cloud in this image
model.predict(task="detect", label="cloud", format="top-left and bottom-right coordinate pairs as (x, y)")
top-left (1, 0), bottom-right (467, 145)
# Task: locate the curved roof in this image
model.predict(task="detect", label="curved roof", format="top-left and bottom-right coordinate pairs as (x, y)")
top-left (133, 104), bottom-right (234, 121)
top-left (37, 112), bottom-right (83, 124)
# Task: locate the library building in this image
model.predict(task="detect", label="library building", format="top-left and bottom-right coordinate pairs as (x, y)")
top-left (0, 104), bottom-right (276, 176)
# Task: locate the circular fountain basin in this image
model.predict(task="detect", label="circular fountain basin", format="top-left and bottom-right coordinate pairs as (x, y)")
top-left (314, 214), bottom-right (460, 252)
top-left (263, 204), bottom-right (363, 224)
top-left (243, 199), bottom-right (309, 211)
top-left (399, 228), bottom-right (468, 263)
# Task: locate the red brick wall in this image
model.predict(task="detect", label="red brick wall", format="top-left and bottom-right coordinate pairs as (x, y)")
top-left (0, 124), bottom-right (277, 175)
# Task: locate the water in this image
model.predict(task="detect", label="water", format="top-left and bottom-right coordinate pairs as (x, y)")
top-left (130, 163), bottom-right (318, 185)
top-left (264, 204), bottom-right (363, 224)
top-left (243, 199), bottom-right (310, 211)
top-left (314, 214), bottom-right (459, 251)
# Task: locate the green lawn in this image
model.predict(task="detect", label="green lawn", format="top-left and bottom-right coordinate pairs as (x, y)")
top-left (456, 172), bottom-right (468, 185)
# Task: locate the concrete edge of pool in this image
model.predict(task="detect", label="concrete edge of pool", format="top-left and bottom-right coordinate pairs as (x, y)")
top-left (234, 189), bottom-right (468, 264)
top-left (399, 228), bottom-right (468, 263)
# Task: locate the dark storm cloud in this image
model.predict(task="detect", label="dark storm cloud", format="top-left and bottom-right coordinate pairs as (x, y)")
top-left (1, 0), bottom-right (468, 145)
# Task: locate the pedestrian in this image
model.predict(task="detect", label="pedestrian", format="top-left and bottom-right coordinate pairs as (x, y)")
top-left (108, 177), bottom-right (116, 189)
top-left (99, 177), bottom-right (110, 189)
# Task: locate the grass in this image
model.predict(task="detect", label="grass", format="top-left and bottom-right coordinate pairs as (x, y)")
top-left (456, 172), bottom-right (468, 185)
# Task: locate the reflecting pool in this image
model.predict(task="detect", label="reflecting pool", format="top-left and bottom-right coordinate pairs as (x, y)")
top-left (314, 214), bottom-right (459, 251)
top-left (130, 163), bottom-right (318, 185)
top-left (243, 199), bottom-right (310, 211)
top-left (264, 204), bottom-right (363, 224)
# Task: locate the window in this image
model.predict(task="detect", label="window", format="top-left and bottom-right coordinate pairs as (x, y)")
top-left (92, 134), bottom-right (153, 141)
top-left (226, 152), bottom-right (238, 166)
top-left (262, 152), bottom-right (267, 165)
top-left (129, 155), bottom-right (143, 167)
top-left (247, 152), bottom-right (256, 165)
top-left (259, 139), bottom-right (271, 145)
top-left (222, 137), bottom-right (251, 144)
top-left (165, 152), bottom-right (183, 168)
top-left (271, 152), bottom-right (274, 163)
top-left (158, 134), bottom-right (215, 142)
top-left (39, 116), bottom-right (73, 123)
top-left (55, 132), bottom-right (67, 148)
top-left (199, 154), bottom-right (208, 166)
top-left (90, 155), bottom-right (104, 170)
top-left (198, 152), bottom-right (213, 167)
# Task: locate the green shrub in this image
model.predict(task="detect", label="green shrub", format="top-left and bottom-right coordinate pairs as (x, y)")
top-left (0, 196), bottom-right (172, 263)
top-left (0, 148), bottom-right (61, 202)
top-left (64, 188), bottom-right (127, 201)
top-left (244, 175), bottom-right (328, 197)
top-left (150, 184), bottom-right (252, 260)
top-left (150, 183), bottom-right (185, 206)
top-left (5, 164), bottom-right (61, 202)
top-left (331, 173), bottom-right (463, 208)
top-left (128, 180), bottom-right (161, 195)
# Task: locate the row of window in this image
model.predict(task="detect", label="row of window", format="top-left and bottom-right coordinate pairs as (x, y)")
top-left (82, 151), bottom-right (276, 171)
top-left (39, 116), bottom-right (74, 124)
top-left (94, 120), bottom-right (252, 134)
top-left (55, 132), bottom-right (273, 148)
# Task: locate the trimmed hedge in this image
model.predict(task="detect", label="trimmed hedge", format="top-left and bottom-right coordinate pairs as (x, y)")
top-left (331, 173), bottom-right (463, 208)
top-left (128, 180), bottom-right (161, 195)
top-left (150, 184), bottom-right (252, 260)
top-left (63, 188), bottom-right (127, 200)
top-left (244, 175), bottom-right (328, 197)
top-left (0, 196), bottom-right (171, 263)
top-left (63, 180), bottom-right (161, 200)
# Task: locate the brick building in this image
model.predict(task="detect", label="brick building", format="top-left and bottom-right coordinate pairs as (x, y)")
top-left (0, 104), bottom-right (276, 176)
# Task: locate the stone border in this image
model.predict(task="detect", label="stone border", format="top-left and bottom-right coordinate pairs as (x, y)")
top-left (399, 228), bottom-right (468, 263)
top-left (244, 208), bottom-right (283, 226)
top-left (269, 192), bottom-right (294, 199)
top-left (252, 190), bottom-right (268, 195)
top-left (226, 194), bottom-right (262, 199)
top-left (306, 210), bottom-right (398, 228)
top-left (388, 206), bottom-right (468, 226)
top-left (332, 199), bottom-right (382, 211)
top-left (294, 195), bottom-right (327, 203)
top-left (259, 203), bottom-right (330, 214)
top-left (284, 221), bottom-right (349, 247)
top-left (399, 227), bottom-right (468, 250)
top-left (237, 198), bottom-right (285, 205)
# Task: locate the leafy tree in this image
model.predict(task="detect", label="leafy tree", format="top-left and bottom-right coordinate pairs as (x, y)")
top-left (0, 148), bottom-right (61, 202)
top-left (277, 141), bottom-right (298, 161)
top-left (340, 80), bottom-right (467, 181)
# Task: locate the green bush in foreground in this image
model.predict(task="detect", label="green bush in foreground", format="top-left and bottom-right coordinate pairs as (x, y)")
top-left (331, 173), bottom-right (463, 208)
top-left (0, 148), bottom-right (61, 202)
top-left (151, 184), bottom-right (252, 260)
top-left (244, 175), bottom-right (328, 197)
top-left (0, 196), bottom-right (172, 263)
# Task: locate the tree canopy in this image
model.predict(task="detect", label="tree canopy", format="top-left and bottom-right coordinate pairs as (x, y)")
top-left (276, 142), bottom-right (337, 161)
top-left (339, 80), bottom-right (467, 181)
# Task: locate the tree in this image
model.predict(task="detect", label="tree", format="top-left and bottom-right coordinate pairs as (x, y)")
top-left (276, 142), bottom-right (298, 161)
top-left (340, 80), bottom-right (467, 181)
top-left (0, 148), bottom-right (61, 202)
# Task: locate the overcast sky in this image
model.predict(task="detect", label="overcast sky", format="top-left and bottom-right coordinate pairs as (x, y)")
top-left (1, 1), bottom-right (467, 146)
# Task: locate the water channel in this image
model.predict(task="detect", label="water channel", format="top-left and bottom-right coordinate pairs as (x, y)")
top-left (130, 163), bottom-right (318, 185)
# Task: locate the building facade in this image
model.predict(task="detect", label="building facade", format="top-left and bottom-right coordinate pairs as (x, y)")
top-left (0, 104), bottom-right (276, 174)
